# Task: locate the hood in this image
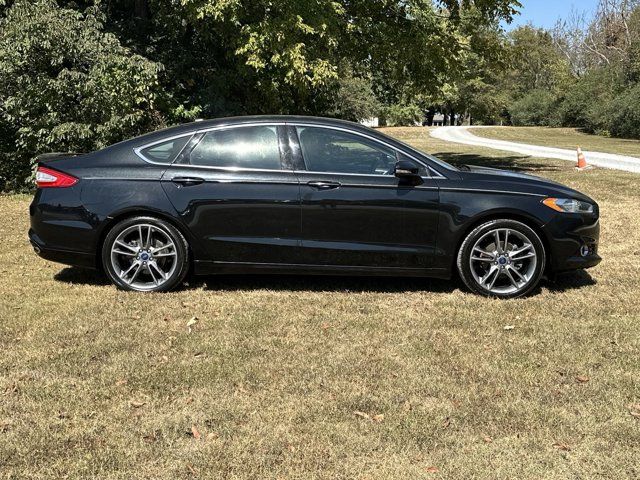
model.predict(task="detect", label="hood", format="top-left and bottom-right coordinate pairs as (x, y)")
top-left (460, 165), bottom-right (596, 204)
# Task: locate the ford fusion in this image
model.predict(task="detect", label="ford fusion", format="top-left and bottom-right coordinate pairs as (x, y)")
top-left (29, 116), bottom-right (601, 298)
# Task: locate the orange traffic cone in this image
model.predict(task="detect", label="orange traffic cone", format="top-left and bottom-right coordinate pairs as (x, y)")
top-left (575, 147), bottom-right (592, 170)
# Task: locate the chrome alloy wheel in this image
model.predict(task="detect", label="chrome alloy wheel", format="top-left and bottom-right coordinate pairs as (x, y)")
top-left (469, 228), bottom-right (538, 295)
top-left (110, 223), bottom-right (178, 291)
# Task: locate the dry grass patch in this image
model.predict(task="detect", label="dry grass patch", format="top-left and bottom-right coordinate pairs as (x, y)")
top-left (1, 128), bottom-right (639, 478)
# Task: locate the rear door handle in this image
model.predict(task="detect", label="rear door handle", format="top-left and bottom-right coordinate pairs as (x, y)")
top-left (171, 176), bottom-right (204, 187)
top-left (307, 181), bottom-right (341, 190)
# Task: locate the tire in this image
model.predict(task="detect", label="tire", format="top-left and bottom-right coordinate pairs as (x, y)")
top-left (456, 219), bottom-right (546, 299)
top-left (102, 216), bottom-right (190, 292)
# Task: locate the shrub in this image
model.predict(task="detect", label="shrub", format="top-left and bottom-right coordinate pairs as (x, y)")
top-left (609, 84), bottom-right (640, 139)
top-left (508, 89), bottom-right (557, 126)
top-left (384, 103), bottom-right (423, 126)
top-left (0, 0), bottom-right (164, 191)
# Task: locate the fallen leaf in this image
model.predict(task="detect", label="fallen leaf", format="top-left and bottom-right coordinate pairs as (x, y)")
top-left (372, 414), bottom-right (384, 423)
top-left (287, 444), bottom-right (296, 453)
top-left (441, 417), bottom-right (450, 429)
top-left (115, 379), bottom-right (128, 386)
top-left (186, 463), bottom-right (198, 476)
top-left (193, 352), bottom-right (205, 358)
top-left (185, 397), bottom-right (194, 404)
top-left (130, 400), bottom-right (146, 408)
top-left (483, 436), bottom-right (492, 443)
top-left (628, 404), bottom-right (640, 418)
top-left (207, 432), bottom-right (218, 440)
top-left (191, 425), bottom-right (201, 440)
top-left (321, 322), bottom-right (331, 329)
top-left (576, 375), bottom-right (590, 383)
top-left (186, 316), bottom-right (198, 333)
top-left (354, 411), bottom-right (370, 420)
top-left (503, 325), bottom-right (515, 330)
top-left (425, 466), bottom-right (439, 473)
top-left (553, 442), bottom-right (571, 451)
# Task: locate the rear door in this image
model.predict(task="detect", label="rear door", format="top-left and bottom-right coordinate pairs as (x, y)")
top-left (159, 123), bottom-right (301, 266)
top-left (289, 124), bottom-right (440, 270)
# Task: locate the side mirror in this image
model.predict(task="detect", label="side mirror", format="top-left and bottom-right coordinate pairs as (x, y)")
top-left (394, 160), bottom-right (420, 178)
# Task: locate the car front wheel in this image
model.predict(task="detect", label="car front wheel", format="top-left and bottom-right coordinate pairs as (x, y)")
top-left (457, 219), bottom-right (546, 298)
top-left (102, 216), bottom-right (189, 292)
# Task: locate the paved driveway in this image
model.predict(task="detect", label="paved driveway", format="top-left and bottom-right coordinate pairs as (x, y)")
top-left (431, 126), bottom-right (640, 173)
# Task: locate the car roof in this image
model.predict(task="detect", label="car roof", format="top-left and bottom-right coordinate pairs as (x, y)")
top-left (127, 115), bottom-right (377, 146)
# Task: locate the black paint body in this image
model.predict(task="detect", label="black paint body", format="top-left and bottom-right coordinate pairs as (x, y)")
top-left (29, 116), bottom-right (601, 279)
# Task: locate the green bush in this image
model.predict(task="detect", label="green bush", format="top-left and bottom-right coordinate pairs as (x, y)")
top-left (384, 104), bottom-right (423, 127)
top-left (0, 0), bottom-right (164, 191)
top-left (555, 69), bottom-right (621, 136)
top-left (609, 84), bottom-right (640, 138)
top-left (509, 89), bottom-right (557, 126)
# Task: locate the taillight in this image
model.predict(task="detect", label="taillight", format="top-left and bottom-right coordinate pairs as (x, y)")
top-left (35, 166), bottom-right (78, 188)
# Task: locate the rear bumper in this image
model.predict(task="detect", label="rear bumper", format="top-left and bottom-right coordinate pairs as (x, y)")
top-left (29, 229), bottom-right (96, 269)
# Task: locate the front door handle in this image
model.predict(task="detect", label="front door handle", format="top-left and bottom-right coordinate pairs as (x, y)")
top-left (171, 176), bottom-right (204, 187)
top-left (307, 181), bottom-right (341, 190)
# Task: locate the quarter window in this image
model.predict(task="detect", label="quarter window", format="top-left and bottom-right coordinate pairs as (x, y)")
top-left (189, 126), bottom-right (281, 170)
top-left (140, 135), bottom-right (191, 164)
top-left (296, 127), bottom-right (398, 175)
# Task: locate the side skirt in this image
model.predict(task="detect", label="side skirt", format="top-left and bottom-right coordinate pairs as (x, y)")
top-left (193, 260), bottom-right (451, 279)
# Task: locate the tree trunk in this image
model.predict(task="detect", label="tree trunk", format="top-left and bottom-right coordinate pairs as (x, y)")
top-left (135, 0), bottom-right (150, 19)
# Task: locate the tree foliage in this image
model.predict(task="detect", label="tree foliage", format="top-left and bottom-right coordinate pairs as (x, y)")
top-left (1, 0), bottom-right (524, 190)
top-left (0, 0), bottom-right (164, 190)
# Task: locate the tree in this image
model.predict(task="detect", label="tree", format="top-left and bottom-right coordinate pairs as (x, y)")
top-left (0, 0), bottom-right (164, 190)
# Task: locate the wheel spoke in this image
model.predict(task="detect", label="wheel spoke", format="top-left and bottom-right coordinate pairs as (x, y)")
top-left (121, 260), bottom-right (140, 279)
top-left (147, 263), bottom-right (159, 285)
top-left (113, 249), bottom-right (136, 257)
top-left (504, 267), bottom-right (519, 287)
top-left (152, 252), bottom-right (176, 258)
top-left (481, 265), bottom-right (499, 289)
top-left (512, 252), bottom-right (536, 261)
top-left (138, 225), bottom-right (144, 248)
top-left (152, 243), bottom-right (175, 254)
top-left (471, 256), bottom-right (494, 263)
top-left (503, 229), bottom-right (510, 251)
top-left (146, 226), bottom-right (153, 249)
top-left (511, 244), bottom-right (533, 258)
top-left (473, 246), bottom-right (494, 257)
top-left (508, 266), bottom-right (527, 282)
top-left (115, 240), bottom-right (138, 253)
top-left (128, 263), bottom-right (143, 284)
top-left (494, 230), bottom-right (503, 254)
top-left (149, 262), bottom-right (167, 281)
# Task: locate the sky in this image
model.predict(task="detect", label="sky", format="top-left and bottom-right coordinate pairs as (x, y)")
top-left (506, 0), bottom-right (600, 30)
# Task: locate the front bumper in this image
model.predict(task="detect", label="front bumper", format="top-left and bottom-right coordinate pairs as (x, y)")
top-left (544, 212), bottom-right (601, 273)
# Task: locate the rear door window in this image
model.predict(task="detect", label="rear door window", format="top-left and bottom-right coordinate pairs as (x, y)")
top-left (188, 126), bottom-right (282, 170)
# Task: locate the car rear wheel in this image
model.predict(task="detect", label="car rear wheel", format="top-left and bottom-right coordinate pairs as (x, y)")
top-left (102, 216), bottom-right (189, 292)
top-left (457, 219), bottom-right (545, 298)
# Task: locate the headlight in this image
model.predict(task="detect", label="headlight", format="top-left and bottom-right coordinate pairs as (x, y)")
top-left (542, 197), bottom-right (594, 213)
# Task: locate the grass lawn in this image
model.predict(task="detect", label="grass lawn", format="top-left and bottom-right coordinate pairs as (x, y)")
top-left (1, 128), bottom-right (639, 479)
top-left (472, 126), bottom-right (640, 158)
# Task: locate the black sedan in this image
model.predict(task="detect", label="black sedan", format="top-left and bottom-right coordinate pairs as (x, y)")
top-left (29, 116), bottom-right (601, 298)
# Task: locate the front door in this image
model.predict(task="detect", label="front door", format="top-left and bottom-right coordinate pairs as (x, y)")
top-left (161, 124), bottom-right (301, 267)
top-left (290, 125), bottom-right (440, 270)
